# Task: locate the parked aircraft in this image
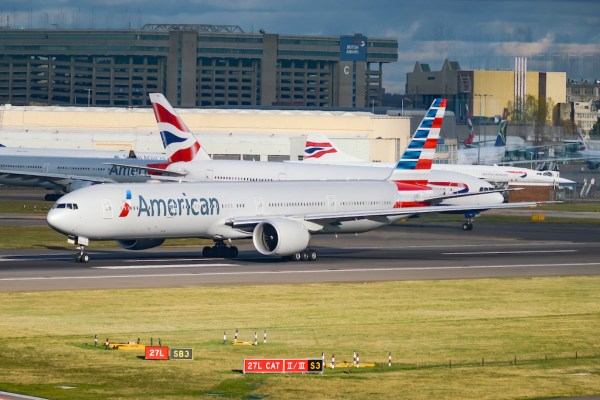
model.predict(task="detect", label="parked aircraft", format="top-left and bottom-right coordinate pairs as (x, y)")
top-left (146, 93), bottom-right (504, 215)
top-left (0, 154), bottom-right (161, 200)
top-left (457, 108), bottom-right (508, 165)
top-left (300, 134), bottom-right (574, 187)
top-left (576, 130), bottom-right (600, 170)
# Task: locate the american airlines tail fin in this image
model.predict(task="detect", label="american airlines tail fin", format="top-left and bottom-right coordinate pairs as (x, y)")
top-left (303, 134), bottom-right (366, 163)
top-left (149, 93), bottom-right (211, 163)
top-left (494, 108), bottom-right (508, 147)
top-left (391, 98), bottom-right (446, 186)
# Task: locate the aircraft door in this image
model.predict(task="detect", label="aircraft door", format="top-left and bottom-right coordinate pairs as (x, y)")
top-left (327, 195), bottom-right (336, 212)
top-left (278, 173), bottom-right (286, 181)
top-left (205, 169), bottom-right (214, 180)
top-left (254, 196), bottom-right (264, 216)
top-left (101, 199), bottom-right (114, 219)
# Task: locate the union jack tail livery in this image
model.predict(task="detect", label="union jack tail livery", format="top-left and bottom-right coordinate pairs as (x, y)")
top-left (304, 138), bottom-right (337, 160)
top-left (303, 134), bottom-right (365, 163)
top-left (149, 93), bottom-right (210, 163)
top-left (392, 98), bottom-right (446, 187)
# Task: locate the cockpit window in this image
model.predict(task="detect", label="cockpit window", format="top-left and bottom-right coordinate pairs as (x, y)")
top-left (52, 203), bottom-right (78, 210)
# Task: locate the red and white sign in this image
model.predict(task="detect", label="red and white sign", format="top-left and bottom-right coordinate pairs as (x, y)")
top-left (243, 358), bottom-right (323, 374)
top-left (145, 346), bottom-right (169, 360)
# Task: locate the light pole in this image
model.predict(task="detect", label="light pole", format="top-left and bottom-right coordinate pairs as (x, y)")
top-left (474, 93), bottom-right (489, 164)
top-left (86, 88), bottom-right (93, 107)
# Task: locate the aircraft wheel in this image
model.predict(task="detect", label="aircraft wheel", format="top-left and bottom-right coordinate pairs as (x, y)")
top-left (292, 252), bottom-right (302, 262)
top-left (308, 250), bottom-right (318, 261)
top-left (226, 246), bottom-right (239, 258)
top-left (301, 251), bottom-right (310, 261)
top-left (80, 253), bottom-right (90, 263)
top-left (202, 246), bottom-right (213, 258)
top-left (462, 222), bottom-right (473, 231)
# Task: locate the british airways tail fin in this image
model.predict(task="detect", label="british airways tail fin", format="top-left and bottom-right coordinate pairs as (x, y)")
top-left (464, 104), bottom-right (475, 146)
top-left (391, 98), bottom-right (446, 186)
top-left (494, 108), bottom-right (508, 147)
top-left (577, 129), bottom-right (588, 151)
top-left (303, 134), bottom-right (366, 163)
top-left (149, 93), bottom-right (211, 162)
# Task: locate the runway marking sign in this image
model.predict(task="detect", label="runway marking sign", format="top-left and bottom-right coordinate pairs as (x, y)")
top-left (243, 358), bottom-right (323, 374)
top-left (145, 346), bottom-right (169, 360)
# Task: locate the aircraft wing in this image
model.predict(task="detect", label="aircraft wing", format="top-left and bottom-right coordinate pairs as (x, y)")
top-left (0, 169), bottom-right (118, 186)
top-left (225, 201), bottom-right (540, 231)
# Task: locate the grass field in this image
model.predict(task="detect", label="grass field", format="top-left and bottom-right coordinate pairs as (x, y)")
top-left (0, 277), bottom-right (599, 399)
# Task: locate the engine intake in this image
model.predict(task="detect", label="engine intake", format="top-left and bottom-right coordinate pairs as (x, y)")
top-left (252, 219), bottom-right (310, 256)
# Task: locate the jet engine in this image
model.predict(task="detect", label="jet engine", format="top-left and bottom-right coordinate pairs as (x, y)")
top-left (252, 219), bottom-right (310, 256)
top-left (117, 239), bottom-right (166, 250)
top-left (65, 180), bottom-right (95, 193)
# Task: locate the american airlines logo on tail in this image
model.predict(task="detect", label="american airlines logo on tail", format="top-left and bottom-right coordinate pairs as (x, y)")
top-left (304, 140), bottom-right (337, 159)
top-left (149, 93), bottom-right (208, 163)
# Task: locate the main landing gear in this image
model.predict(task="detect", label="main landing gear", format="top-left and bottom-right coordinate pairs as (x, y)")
top-left (289, 249), bottom-right (318, 262)
top-left (202, 240), bottom-right (239, 258)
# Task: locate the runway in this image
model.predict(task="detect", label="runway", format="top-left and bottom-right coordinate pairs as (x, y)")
top-left (1, 221), bottom-right (599, 291)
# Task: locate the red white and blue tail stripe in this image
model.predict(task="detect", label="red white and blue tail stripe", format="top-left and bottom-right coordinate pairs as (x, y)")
top-left (392, 98), bottom-right (446, 186)
top-left (304, 139), bottom-right (337, 159)
top-left (149, 93), bottom-right (210, 163)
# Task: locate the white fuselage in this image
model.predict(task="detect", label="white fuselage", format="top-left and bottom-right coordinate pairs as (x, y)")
top-left (165, 159), bottom-right (504, 206)
top-left (298, 159), bottom-right (572, 185)
top-left (47, 180), bottom-right (404, 241)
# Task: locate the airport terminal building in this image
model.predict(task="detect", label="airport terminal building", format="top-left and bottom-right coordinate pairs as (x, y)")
top-left (0, 24), bottom-right (398, 109)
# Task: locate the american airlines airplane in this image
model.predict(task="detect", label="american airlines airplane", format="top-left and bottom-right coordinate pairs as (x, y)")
top-left (301, 134), bottom-right (574, 186)
top-left (0, 144), bottom-right (165, 160)
top-left (146, 94), bottom-right (504, 215)
top-left (47, 180), bottom-right (539, 263)
top-left (47, 99), bottom-right (540, 262)
top-left (0, 154), bottom-right (162, 200)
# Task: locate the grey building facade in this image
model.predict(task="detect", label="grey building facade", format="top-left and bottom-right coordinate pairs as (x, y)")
top-left (0, 24), bottom-right (397, 108)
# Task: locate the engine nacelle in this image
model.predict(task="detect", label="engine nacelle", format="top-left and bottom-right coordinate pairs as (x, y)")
top-left (116, 239), bottom-right (165, 250)
top-left (65, 180), bottom-right (95, 193)
top-left (252, 219), bottom-right (310, 256)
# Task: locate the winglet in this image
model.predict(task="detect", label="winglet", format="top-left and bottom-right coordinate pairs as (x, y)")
top-left (149, 93), bottom-right (211, 162)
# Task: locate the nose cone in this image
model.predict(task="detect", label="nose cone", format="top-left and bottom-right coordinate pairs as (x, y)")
top-left (47, 207), bottom-right (75, 235)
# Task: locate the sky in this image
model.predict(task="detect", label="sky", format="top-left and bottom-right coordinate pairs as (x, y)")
top-left (1, 0), bottom-right (599, 94)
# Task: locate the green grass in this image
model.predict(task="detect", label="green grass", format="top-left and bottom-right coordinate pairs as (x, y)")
top-left (0, 277), bottom-right (599, 399)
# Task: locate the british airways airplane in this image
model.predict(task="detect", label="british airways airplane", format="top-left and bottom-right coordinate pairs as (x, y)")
top-left (47, 99), bottom-right (539, 263)
top-left (301, 134), bottom-right (574, 186)
top-left (146, 94), bottom-right (504, 213)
